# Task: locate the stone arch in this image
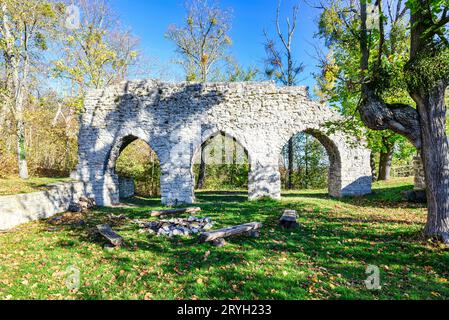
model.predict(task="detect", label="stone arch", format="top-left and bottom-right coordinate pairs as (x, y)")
top-left (102, 130), bottom-right (162, 203)
top-left (304, 129), bottom-right (342, 197)
top-left (191, 129), bottom-right (252, 166)
top-left (279, 129), bottom-right (342, 197)
top-left (190, 129), bottom-right (251, 194)
top-left (103, 127), bottom-right (162, 173)
top-left (278, 126), bottom-right (371, 198)
top-left (106, 134), bottom-right (140, 175)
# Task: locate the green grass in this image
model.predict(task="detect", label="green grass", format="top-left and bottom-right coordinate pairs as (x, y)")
top-left (0, 177), bottom-right (448, 300)
top-left (0, 177), bottom-right (72, 196)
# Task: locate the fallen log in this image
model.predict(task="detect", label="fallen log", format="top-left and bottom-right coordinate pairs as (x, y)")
top-left (280, 210), bottom-right (299, 230)
top-left (151, 207), bottom-right (201, 217)
top-left (199, 222), bottom-right (262, 244)
top-left (96, 224), bottom-right (124, 247)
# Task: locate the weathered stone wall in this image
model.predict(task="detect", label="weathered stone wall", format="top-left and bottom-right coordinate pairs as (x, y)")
top-left (73, 80), bottom-right (372, 206)
top-left (118, 177), bottom-right (135, 199)
top-left (0, 182), bottom-right (90, 231)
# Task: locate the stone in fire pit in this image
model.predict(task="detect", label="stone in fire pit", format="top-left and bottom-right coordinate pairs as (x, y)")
top-left (134, 216), bottom-right (214, 238)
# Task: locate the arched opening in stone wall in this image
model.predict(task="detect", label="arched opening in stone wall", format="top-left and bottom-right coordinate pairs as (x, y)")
top-left (108, 135), bottom-right (161, 199)
top-left (280, 129), bottom-right (341, 195)
top-left (192, 131), bottom-right (250, 194)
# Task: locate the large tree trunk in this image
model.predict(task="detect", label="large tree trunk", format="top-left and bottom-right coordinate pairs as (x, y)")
top-left (413, 83), bottom-right (449, 237)
top-left (2, 3), bottom-right (29, 179)
top-left (287, 138), bottom-right (294, 190)
top-left (13, 59), bottom-right (29, 180)
top-left (16, 115), bottom-right (28, 179)
top-left (378, 146), bottom-right (394, 181)
top-left (358, 0), bottom-right (449, 239)
top-left (408, 2), bottom-right (449, 237)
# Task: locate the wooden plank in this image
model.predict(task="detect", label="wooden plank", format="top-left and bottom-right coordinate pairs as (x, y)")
top-left (151, 207), bottom-right (201, 217)
top-left (199, 222), bottom-right (262, 243)
top-left (96, 224), bottom-right (124, 247)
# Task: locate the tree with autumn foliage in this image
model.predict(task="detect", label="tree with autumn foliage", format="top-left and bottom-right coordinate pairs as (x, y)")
top-left (317, 0), bottom-right (449, 238)
top-left (52, 0), bottom-right (140, 101)
top-left (315, 0), bottom-right (414, 181)
top-left (0, 0), bottom-right (59, 179)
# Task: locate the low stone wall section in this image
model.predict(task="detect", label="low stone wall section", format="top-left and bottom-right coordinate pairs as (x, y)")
top-left (0, 182), bottom-right (91, 231)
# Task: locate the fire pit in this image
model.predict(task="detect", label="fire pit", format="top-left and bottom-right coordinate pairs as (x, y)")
top-left (134, 216), bottom-right (214, 238)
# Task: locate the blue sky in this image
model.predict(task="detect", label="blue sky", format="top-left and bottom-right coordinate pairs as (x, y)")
top-left (109, 0), bottom-right (326, 90)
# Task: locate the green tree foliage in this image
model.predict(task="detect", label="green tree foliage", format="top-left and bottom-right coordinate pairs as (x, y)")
top-left (192, 134), bottom-right (249, 190)
top-left (315, 0), bottom-right (416, 179)
top-left (318, 0), bottom-right (449, 237)
top-left (0, 89), bottom-right (78, 178)
top-left (115, 140), bottom-right (161, 197)
top-left (223, 60), bottom-right (259, 82)
top-left (52, 0), bottom-right (140, 98)
top-left (280, 133), bottom-right (329, 190)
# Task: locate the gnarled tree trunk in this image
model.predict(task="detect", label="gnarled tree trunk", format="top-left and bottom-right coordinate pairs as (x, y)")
top-left (408, 3), bottom-right (449, 237)
top-left (413, 154), bottom-right (426, 190)
top-left (412, 82), bottom-right (449, 236)
top-left (358, 0), bottom-right (449, 238)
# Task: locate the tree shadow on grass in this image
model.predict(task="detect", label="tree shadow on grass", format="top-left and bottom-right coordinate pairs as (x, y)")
top-left (282, 184), bottom-right (425, 210)
top-left (196, 191), bottom-right (248, 203)
top-left (96, 215), bottom-right (448, 299)
top-left (40, 187), bottom-right (449, 300)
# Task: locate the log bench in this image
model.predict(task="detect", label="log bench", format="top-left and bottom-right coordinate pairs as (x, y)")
top-left (279, 210), bottom-right (299, 230)
top-left (96, 224), bottom-right (124, 247)
top-left (199, 222), bottom-right (262, 246)
top-left (151, 207), bottom-right (201, 217)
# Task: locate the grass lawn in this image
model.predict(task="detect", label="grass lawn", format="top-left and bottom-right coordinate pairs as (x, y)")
top-left (0, 177), bottom-right (448, 300)
top-left (0, 177), bottom-right (73, 196)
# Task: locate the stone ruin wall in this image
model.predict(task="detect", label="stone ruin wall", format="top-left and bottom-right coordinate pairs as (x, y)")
top-left (72, 80), bottom-right (372, 206)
